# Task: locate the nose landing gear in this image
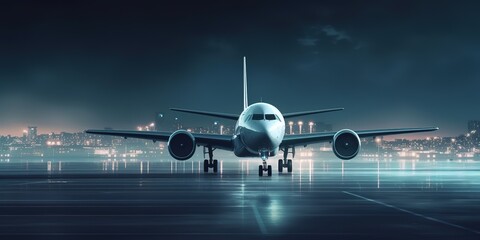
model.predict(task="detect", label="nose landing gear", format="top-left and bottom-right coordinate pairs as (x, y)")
top-left (258, 160), bottom-right (272, 177)
top-left (258, 149), bottom-right (272, 176)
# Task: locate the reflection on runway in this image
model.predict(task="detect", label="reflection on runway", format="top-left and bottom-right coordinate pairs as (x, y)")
top-left (0, 156), bottom-right (479, 239)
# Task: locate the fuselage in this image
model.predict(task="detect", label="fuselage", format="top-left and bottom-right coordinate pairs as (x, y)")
top-left (233, 103), bottom-right (285, 159)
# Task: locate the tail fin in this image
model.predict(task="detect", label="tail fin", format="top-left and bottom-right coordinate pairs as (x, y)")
top-left (243, 56), bottom-right (248, 110)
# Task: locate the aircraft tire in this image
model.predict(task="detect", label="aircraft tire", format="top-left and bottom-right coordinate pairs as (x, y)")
top-left (213, 160), bottom-right (218, 173)
top-left (204, 160), bottom-right (209, 173)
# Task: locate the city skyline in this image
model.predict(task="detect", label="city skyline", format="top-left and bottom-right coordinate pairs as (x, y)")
top-left (1, 119), bottom-right (478, 160)
top-left (1, 1), bottom-right (479, 136)
top-left (2, 119), bottom-right (478, 141)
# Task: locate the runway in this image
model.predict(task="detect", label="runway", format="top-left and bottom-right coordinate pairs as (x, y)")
top-left (0, 155), bottom-right (479, 239)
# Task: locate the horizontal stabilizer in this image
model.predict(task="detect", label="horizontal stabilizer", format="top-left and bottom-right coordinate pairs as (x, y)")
top-left (170, 108), bottom-right (239, 120)
top-left (283, 108), bottom-right (344, 119)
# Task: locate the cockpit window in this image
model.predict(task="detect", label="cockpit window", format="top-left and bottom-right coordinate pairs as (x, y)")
top-left (265, 114), bottom-right (277, 120)
top-left (252, 114), bottom-right (264, 120)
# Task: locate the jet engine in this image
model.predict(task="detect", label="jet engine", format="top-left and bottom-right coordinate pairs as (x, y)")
top-left (332, 129), bottom-right (361, 160)
top-left (168, 130), bottom-right (196, 160)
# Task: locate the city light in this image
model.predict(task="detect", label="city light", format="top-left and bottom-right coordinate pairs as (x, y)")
top-left (288, 121), bottom-right (294, 134)
top-left (308, 121), bottom-right (314, 133)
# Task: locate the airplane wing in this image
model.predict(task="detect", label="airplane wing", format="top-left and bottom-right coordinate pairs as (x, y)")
top-left (280, 127), bottom-right (439, 147)
top-left (170, 108), bottom-right (239, 120)
top-left (282, 108), bottom-right (344, 119)
top-left (85, 129), bottom-right (234, 151)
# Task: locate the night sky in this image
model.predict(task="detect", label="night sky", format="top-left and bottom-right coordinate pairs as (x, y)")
top-left (0, 0), bottom-right (479, 137)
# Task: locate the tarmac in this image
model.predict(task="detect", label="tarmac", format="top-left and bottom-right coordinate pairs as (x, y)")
top-left (0, 156), bottom-right (479, 239)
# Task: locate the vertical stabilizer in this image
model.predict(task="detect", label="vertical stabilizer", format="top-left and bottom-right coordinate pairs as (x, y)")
top-left (243, 56), bottom-right (248, 110)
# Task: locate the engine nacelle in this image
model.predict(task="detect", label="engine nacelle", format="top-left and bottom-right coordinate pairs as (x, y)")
top-left (332, 129), bottom-right (361, 160)
top-left (168, 130), bottom-right (196, 161)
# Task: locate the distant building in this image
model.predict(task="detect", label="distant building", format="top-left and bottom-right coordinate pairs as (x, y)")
top-left (27, 126), bottom-right (37, 142)
top-left (155, 112), bottom-right (164, 131)
top-left (315, 122), bottom-right (332, 132)
top-left (22, 130), bottom-right (28, 142)
top-left (468, 120), bottom-right (480, 133)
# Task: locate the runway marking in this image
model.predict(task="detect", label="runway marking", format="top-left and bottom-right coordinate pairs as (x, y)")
top-left (13, 180), bottom-right (49, 186)
top-left (343, 191), bottom-right (480, 235)
top-left (251, 205), bottom-right (268, 234)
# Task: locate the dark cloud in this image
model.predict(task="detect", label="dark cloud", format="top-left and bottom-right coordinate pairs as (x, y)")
top-left (0, 0), bottom-right (478, 136)
top-left (321, 25), bottom-right (351, 42)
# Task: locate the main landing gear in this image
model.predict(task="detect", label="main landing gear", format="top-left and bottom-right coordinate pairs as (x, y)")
top-left (278, 146), bottom-right (295, 173)
top-left (258, 150), bottom-right (272, 177)
top-left (203, 146), bottom-right (218, 173)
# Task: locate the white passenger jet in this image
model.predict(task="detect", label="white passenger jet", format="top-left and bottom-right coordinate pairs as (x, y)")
top-left (86, 57), bottom-right (438, 176)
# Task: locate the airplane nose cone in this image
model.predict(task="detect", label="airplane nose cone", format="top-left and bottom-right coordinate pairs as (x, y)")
top-left (242, 123), bottom-right (279, 152)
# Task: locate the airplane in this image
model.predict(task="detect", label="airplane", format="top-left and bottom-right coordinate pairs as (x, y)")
top-left (86, 57), bottom-right (438, 176)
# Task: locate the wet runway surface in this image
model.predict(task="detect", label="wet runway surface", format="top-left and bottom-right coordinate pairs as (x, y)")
top-left (0, 156), bottom-right (479, 239)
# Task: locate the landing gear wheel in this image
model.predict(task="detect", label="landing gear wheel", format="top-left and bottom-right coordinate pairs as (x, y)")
top-left (280, 147), bottom-right (295, 174)
top-left (278, 159), bottom-right (283, 172)
top-left (213, 160), bottom-right (218, 173)
top-left (258, 165), bottom-right (263, 176)
top-left (203, 160), bottom-right (209, 173)
top-left (267, 165), bottom-right (272, 176)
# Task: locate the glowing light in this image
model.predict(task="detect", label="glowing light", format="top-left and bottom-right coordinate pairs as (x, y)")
top-left (308, 122), bottom-right (314, 133)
